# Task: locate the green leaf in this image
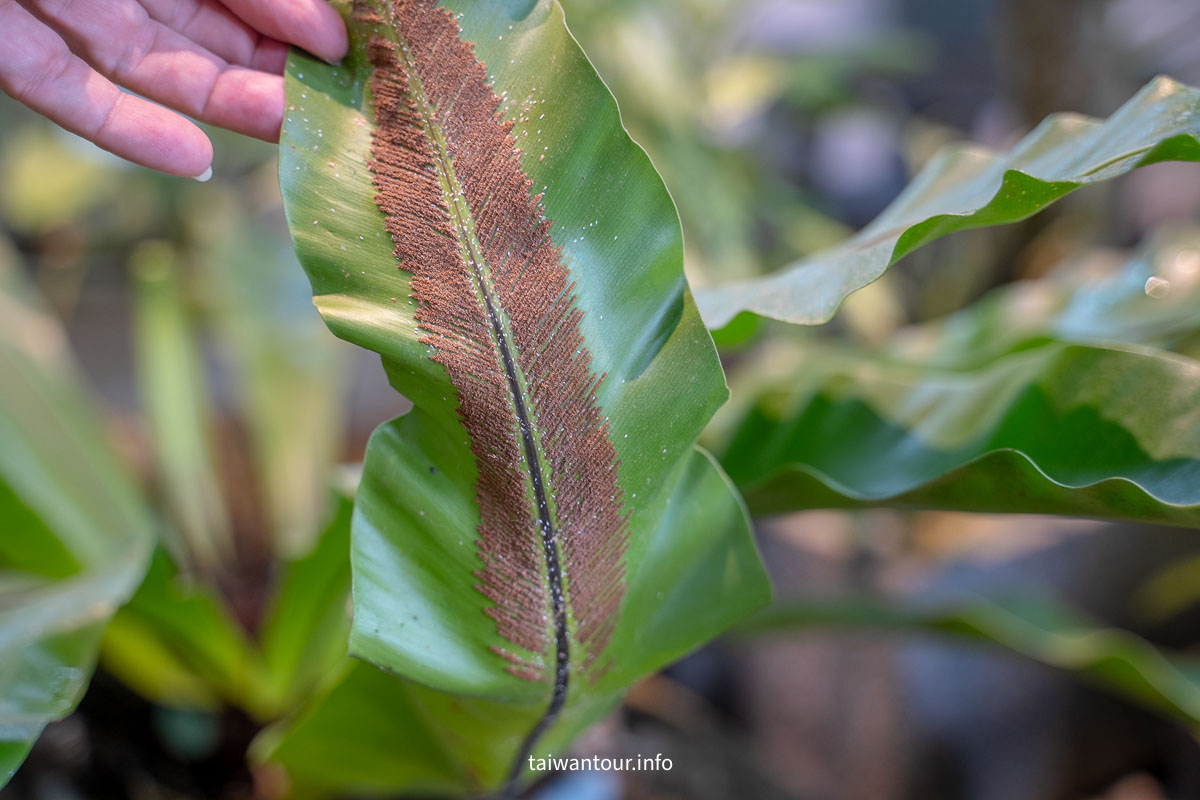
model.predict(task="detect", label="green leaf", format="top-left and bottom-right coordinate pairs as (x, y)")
top-left (279, 1), bottom-right (769, 789)
top-left (192, 190), bottom-right (350, 557)
top-left (0, 241), bottom-right (153, 785)
top-left (0, 568), bottom-right (139, 783)
top-left (715, 229), bottom-right (1200, 530)
top-left (130, 242), bottom-right (233, 572)
top-left (743, 594), bottom-right (1200, 727)
top-left (255, 659), bottom-right (617, 798)
top-left (1138, 551), bottom-right (1200, 624)
top-left (721, 341), bottom-right (1200, 525)
top-left (253, 479), bottom-right (624, 796)
top-left (890, 227), bottom-right (1200, 368)
top-left (258, 458), bottom-right (766, 794)
top-left (352, 431), bottom-right (766, 697)
top-left (102, 484), bottom-right (356, 721)
top-left (257, 490), bottom-right (355, 715)
top-left (696, 76), bottom-right (1200, 328)
top-left (99, 549), bottom-right (259, 714)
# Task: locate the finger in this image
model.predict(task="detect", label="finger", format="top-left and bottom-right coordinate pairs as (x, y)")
top-left (20, 0), bottom-right (286, 141)
top-left (0, 0), bottom-right (213, 177)
top-left (139, 0), bottom-right (288, 73)
top-left (218, 0), bottom-right (347, 63)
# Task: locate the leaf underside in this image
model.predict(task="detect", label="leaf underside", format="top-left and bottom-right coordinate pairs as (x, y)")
top-left (359, 0), bottom-right (624, 683)
top-left (276, 0), bottom-right (770, 790)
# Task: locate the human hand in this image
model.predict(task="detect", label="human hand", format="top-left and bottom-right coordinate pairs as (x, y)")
top-left (0, 0), bottom-right (347, 179)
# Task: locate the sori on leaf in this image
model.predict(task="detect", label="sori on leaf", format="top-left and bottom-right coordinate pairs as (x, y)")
top-left (275, 0), bottom-right (770, 792)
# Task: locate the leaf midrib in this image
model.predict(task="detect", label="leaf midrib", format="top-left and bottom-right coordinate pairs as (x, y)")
top-left (383, 32), bottom-right (574, 769)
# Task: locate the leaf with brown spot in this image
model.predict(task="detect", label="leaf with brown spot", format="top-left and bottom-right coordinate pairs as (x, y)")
top-left (274, 0), bottom-right (769, 793)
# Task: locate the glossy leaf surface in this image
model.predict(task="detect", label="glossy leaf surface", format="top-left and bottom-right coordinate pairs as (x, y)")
top-left (257, 657), bottom-right (617, 797)
top-left (722, 341), bottom-right (1200, 525)
top-left (696, 77), bottom-right (1200, 328)
top-left (279, 0), bottom-right (769, 789)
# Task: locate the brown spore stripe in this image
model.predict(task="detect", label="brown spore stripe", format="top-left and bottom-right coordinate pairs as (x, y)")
top-left (359, 0), bottom-right (627, 714)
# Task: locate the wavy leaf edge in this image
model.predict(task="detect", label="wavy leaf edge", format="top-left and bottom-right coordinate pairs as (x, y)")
top-left (697, 75), bottom-right (1200, 328)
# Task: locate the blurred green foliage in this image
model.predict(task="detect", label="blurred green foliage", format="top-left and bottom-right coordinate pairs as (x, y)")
top-left (0, 89), bottom-right (358, 791)
top-left (2, 0), bottom-right (1200, 796)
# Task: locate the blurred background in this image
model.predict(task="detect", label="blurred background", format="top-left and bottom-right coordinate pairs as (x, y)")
top-left (3, 0), bottom-right (1200, 798)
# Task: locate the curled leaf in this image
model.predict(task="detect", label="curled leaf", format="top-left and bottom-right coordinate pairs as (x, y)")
top-left (697, 76), bottom-right (1200, 328)
top-left (722, 342), bottom-right (1200, 525)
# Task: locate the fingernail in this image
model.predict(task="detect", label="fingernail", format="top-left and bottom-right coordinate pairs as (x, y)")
top-left (193, 165), bottom-right (213, 182)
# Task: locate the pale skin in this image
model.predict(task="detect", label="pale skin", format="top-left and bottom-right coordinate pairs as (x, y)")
top-left (0, 0), bottom-right (348, 179)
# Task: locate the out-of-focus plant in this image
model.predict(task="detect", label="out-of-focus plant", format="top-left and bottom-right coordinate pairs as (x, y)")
top-left (0, 86), bottom-right (361, 794)
top-left (697, 77), bottom-right (1200, 328)
top-left (560, 0), bottom-right (927, 284)
top-left (743, 592), bottom-right (1200, 727)
top-left (3, 1), bottom-right (1200, 798)
top-left (0, 238), bottom-right (152, 782)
